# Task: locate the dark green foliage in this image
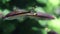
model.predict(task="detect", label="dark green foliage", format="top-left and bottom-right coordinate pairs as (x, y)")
top-left (0, 17), bottom-right (46, 34)
top-left (36, 2), bottom-right (46, 7)
top-left (0, 0), bottom-right (50, 34)
top-left (11, 18), bottom-right (44, 34)
top-left (0, 0), bottom-right (46, 11)
top-left (0, 0), bottom-right (36, 11)
top-left (8, 0), bottom-right (36, 8)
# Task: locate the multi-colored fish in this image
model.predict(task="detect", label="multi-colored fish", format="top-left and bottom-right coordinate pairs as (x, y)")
top-left (2, 9), bottom-right (55, 20)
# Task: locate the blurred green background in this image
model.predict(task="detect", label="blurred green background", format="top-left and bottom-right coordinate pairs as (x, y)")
top-left (0, 0), bottom-right (60, 34)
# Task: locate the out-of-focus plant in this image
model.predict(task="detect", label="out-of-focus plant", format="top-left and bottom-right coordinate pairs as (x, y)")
top-left (45, 0), bottom-right (60, 15)
top-left (47, 17), bottom-right (60, 34)
top-left (3, 9), bottom-right (10, 16)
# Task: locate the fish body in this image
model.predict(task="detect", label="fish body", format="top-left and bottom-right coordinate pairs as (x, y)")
top-left (2, 11), bottom-right (30, 20)
top-left (2, 9), bottom-right (55, 20)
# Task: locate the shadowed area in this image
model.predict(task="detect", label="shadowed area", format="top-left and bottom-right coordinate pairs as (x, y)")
top-left (1, 17), bottom-right (46, 34)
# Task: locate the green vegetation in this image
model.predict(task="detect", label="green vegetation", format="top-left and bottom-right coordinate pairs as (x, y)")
top-left (0, 0), bottom-right (60, 34)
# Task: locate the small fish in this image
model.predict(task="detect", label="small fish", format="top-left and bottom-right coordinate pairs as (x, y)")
top-left (2, 9), bottom-right (54, 20)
